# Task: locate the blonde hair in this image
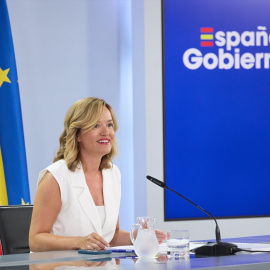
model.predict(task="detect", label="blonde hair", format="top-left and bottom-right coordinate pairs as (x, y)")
top-left (54, 97), bottom-right (118, 171)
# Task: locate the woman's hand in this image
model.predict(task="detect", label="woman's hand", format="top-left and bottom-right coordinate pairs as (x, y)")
top-left (155, 229), bottom-right (166, 244)
top-left (79, 232), bottom-right (109, 250)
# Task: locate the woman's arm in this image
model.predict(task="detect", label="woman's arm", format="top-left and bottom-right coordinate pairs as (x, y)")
top-left (29, 172), bottom-right (109, 251)
top-left (109, 218), bottom-right (131, 246)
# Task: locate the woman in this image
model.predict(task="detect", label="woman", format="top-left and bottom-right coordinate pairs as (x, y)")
top-left (29, 97), bottom-right (165, 251)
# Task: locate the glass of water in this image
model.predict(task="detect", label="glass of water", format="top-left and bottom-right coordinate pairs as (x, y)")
top-left (167, 230), bottom-right (190, 258)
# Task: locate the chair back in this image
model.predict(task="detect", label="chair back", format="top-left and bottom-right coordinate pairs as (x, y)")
top-left (0, 205), bottom-right (33, 255)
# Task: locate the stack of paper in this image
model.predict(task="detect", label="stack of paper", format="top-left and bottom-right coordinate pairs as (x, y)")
top-left (230, 242), bottom-right (270, 252)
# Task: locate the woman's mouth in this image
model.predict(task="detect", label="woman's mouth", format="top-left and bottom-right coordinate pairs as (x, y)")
top-left (97, 139), bottom-right (110, 144)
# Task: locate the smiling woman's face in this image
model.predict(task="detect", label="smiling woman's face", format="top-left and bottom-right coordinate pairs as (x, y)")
top-left (77, 107), bottom-right (115, 159)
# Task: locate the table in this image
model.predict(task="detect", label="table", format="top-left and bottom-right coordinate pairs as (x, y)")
top-left (1, 236), bottom-right (270, 269)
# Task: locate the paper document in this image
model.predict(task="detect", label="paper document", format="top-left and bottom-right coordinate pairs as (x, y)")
top-left (230, 242), bottom-right (270, 252)
top-left (109, 242), bottom-right (270, 255)
top-left (108, 242), bottom-right (207, 255)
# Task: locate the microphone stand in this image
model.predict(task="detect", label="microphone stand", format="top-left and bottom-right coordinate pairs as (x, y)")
top-left (146, 175), bottom-right (238, 256)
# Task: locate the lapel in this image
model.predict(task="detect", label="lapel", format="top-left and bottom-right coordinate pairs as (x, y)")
top-left (102, 168), bottom-right (117, 232)
top-left (69, 163), bottom-right (102, 236)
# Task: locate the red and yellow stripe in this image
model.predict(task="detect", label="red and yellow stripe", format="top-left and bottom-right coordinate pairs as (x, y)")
top-left (0, 147), bottom-right (8, 205)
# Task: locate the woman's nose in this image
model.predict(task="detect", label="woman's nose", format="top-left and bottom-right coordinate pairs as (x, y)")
top-left (100, 125), bottom-right (109, 135)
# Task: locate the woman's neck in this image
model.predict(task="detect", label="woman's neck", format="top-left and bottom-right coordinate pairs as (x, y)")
top-left (80, 154), bottom-right (101, 173)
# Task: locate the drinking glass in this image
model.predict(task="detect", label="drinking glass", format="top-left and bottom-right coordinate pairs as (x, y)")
top-left (167, 230), bottom-right (190, 258)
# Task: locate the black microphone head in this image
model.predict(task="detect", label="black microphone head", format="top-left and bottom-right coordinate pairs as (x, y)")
top-left (146, 175), bottom-right (166, 188)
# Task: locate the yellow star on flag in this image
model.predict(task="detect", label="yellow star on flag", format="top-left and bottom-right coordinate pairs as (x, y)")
top-left (21, 198), bottom-right (29, 205)
top-left (0, 68), bottom-right (11, 87)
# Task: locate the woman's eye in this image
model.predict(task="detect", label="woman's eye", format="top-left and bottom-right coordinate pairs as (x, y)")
top-left (94, 124), bottom-right (99, 128)
top-left (108, 123), bottom-right (114, 128)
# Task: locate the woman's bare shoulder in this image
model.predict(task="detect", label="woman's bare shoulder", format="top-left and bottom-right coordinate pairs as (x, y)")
top-left (37, 171), bottom-right (60, 196)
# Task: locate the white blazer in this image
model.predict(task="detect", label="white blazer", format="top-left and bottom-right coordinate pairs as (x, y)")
top-left (38, 160), bottom-right (121, 243)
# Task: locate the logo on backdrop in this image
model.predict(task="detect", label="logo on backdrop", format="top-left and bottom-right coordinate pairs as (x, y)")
top-left (183, 26), bottom-right (270, 70)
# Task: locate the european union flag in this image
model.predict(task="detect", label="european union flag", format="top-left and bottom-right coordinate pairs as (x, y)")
top-left (0, 0), bottom-right (30, 205)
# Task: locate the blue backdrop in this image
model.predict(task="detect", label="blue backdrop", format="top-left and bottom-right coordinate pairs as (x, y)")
top-left (163, 0), bottom-right (270, 219)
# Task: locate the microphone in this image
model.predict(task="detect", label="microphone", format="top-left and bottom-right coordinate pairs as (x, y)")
top-left (146, 175), bottom-right (238, 256)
